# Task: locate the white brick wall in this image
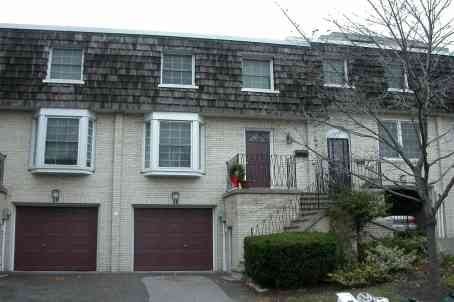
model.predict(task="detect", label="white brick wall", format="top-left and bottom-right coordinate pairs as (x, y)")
top-left (0, 110), bottom-right (308, 272)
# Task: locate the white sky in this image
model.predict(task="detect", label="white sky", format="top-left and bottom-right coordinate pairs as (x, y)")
top-left (0, 0), bottom-right (373, 40)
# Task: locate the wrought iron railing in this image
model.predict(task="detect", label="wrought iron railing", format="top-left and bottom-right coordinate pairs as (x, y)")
top-left (225, 153), bottom-right (296, 191)
top-left (250, 197), bottom-right (300, 236)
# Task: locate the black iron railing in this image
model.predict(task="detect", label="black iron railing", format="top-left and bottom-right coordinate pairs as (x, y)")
top-left (250, 197), bottom-right (300, 236)
top-left (226, 153), bottom-right (296, 191)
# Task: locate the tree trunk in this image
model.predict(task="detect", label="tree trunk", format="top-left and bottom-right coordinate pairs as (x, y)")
top-left (426, 219), bottom-right (442, 297)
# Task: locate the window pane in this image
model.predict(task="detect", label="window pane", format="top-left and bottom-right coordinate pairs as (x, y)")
top-left (386, 64), bottom-right (404, 89)
top-left (50, 49), bottom-right (83, 80)
top-left (144, 122), bottom-right (151, 168)
top-left (86, 120), bottom-right (94, 167)
top-left (323, 60), bottom-right (345, 85)
top-left (162, 54), bottom-right (193, 85)
top-left (242, 59), bottom-right (271, 89)
top-left (159, 121), bottom-right (191, 168)
top-left (45, 118), bottom-right (79, 165)
top-left (401, 121), bottom-right (420, 159)
top-left (379, 121), bottom-right (399, 158)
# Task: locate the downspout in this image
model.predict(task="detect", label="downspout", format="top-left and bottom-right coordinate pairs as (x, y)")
top-left (222, 220), bottom-right (226, 271)
top-left (1, 220), bottom-right (5, 271)
top-left (434, 116), bottom-right (447, 238)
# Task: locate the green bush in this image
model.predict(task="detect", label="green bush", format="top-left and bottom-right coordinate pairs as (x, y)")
top-left (329, 263), bottom-right (390, 287)
top-left (330, 244), bottom-right (416, 288)
top-left (244, 232), bottom-right (338, 289)
top-left (362, 233), bottom-right (427, 260)
top-left (443, 275), bottom-right (454, 289)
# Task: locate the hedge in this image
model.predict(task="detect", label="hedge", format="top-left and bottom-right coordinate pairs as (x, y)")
top-left (244, 232), bottom-right (338, 289)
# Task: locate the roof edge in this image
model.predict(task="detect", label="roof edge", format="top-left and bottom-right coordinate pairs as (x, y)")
top-left (0, 23), bottom-right (310, 47)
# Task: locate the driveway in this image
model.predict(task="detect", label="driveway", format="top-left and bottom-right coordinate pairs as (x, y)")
top-left (0, 273), bottom-right (258, 302)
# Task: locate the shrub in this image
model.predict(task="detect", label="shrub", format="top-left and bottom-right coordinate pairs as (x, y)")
top-left (244, 232), bottom-right (338, 289)
top-left (362, 233), bottom-right (427, 260)
top-left (443, 275), bottom-right (454, 289)
top-left (329, 263), bottom-right (390, 287)
top-left (366, 244), bottom-right (417, 273)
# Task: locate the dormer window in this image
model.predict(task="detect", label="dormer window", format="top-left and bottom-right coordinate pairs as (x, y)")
top-left (44, 48), bottom-right (84, 84)
top-left (241, 58), bottom-right (279, 93)
top-left (30, 109), bottom-right (95, 174)
top-left (159, 53), bottom-right (198, 89)
top-left (323, 59), bottom-right (351, 88)
top-left (385, 63), bottom-right (410, 92)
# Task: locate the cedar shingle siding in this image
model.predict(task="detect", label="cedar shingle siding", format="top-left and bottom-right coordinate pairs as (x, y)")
top-left (0, 28), bottom-right (453, 116)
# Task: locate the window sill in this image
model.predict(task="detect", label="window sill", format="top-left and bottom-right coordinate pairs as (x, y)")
top-left (324, 83), bottom-right (355, 89)
top-left (387, 88), bottom-right (414, 94)
top-left (43, 79), bottom-right (85, 85)
top-left (158, 84), bottom-right (199, 89)
top-left (142, 168), bottom-right (204, 177)
top-left (241, 88), bottom-right (280, 94)
top-left (29, 166), bottom-right (94, 175)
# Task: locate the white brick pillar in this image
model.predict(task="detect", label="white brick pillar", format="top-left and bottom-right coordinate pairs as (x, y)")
top-left (111, 113), bottom-right (124, 272)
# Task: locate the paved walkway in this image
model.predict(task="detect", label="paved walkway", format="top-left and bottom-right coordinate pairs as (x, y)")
top-left (0, 273), bottom-right (257, 302)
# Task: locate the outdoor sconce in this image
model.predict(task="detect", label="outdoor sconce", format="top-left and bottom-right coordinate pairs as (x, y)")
top-left (286, 133), bottom-right (293, 144)
top-left (171, 191), bottom-right (180, 205)
top-left (51, 189), bottom-right (61, 203)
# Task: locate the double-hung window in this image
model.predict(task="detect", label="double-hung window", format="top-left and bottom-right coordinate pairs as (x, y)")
top-left (0, 153), bottom-right (5, 192)
top-left (44, 48), bottom-right (84, 84)
top-left (385, 63), bottom-right (410, 92)
top-left (378, 120), bottom-right (420, 160)
top-left (159, 53), bottom-right (197, 88)
top-left (323, 59), bottom-right (350, 87)
top-left (30, 108), bottom-right (95, 174)
top-left (143, 112), bottom-right (205, 176)
top-left (241, 58), bottom-right (277, 93)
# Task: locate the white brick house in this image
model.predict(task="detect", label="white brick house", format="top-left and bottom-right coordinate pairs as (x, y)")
top-left (0, 24), bottom-right (453, 272)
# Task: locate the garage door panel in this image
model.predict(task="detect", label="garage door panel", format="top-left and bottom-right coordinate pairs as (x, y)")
top-left (15, 206), bottom-right (98, 271)
top-left (134, 208), bottom-right (212, 271)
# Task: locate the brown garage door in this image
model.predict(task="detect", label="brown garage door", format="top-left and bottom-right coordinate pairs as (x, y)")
top-left (15, 206), bottom-right (98, 271)
top-left (134, 208), bottom-right (213, 271)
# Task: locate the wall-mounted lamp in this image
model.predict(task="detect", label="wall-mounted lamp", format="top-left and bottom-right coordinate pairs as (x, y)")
top-left (286, 133), bottom-right (293, 145)
top-left (51, 189), bottom-right (61, 203)
top-left (171, 191), bottom-right (180, 205)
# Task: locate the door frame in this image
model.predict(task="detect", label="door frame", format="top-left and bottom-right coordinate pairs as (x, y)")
top-left (131, 205), bottom-right (216, 272)
top-left (12, 203), bottom-right (100, 271)
top-left (243, 128), bottom-right (274, 187)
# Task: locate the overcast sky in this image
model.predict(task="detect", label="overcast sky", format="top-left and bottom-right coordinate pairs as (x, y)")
top-left (0, 0), bottom-right (374, 40)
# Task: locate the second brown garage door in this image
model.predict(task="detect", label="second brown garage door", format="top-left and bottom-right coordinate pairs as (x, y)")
top-left (14, 206), bottom-right (98, 271)
top-left (134, 208), bottom-right (213, 271)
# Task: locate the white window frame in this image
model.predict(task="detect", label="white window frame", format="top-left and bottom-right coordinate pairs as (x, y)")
top-left (143, 112), bottom-right (205, 177)
top-left (30, 108), bottom-right (95, 174)
top-left (323, 59), bottom-right (354, 89)
top-left (241, 58), bottom-right (279, 94)
top-left (158, 53), bottom-right (198, 89)
top-left (378, 119), bottom-right (419, 161)
top-left (385, 64), bottom-right (413, 93)
top-left (43, 48), bottom-right (85, 85)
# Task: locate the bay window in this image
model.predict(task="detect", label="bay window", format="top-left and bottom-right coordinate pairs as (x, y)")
top-left (143, 112), bottom-right (205, 176)
top-left (30, 108), bottom-right (95, 174)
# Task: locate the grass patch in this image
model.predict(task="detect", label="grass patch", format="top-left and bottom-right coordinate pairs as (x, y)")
top-left (286, 283), bottom-right (402, 302)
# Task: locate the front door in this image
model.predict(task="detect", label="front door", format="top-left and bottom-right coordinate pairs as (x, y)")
top-left (327, 138), bottom-right (351, 190)
top-left (246, 130), bottom-right (271, 188)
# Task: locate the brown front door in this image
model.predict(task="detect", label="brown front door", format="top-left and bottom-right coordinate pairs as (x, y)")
top-left (246, 130), bottom-right (271, 188)
top-left (327, 138), bottom-right (351, 190)
top-left (134, 208), bottom-right (213, 271)
top-left (14, 206), bottom-right (98, 271)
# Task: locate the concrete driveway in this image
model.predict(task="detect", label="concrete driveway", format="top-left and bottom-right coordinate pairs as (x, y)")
top-left (0, 273), bottom-right (258, 302)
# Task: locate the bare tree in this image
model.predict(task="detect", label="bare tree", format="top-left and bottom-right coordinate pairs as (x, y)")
top-left (280, 0), bottom-right (454, 293)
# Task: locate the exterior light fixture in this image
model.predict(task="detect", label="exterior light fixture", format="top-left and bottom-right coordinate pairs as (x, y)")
top-left (51, 189), bottom-right (61, 203)
top-left (171, 191), bottom-right (180, 205)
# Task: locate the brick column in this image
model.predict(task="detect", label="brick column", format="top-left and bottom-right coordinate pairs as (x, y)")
top-left (110, 113), bottom-right (124, 272)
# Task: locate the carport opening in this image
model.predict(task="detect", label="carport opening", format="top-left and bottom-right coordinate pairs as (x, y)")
top-left (385, 188), bottom-right (423, 225)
